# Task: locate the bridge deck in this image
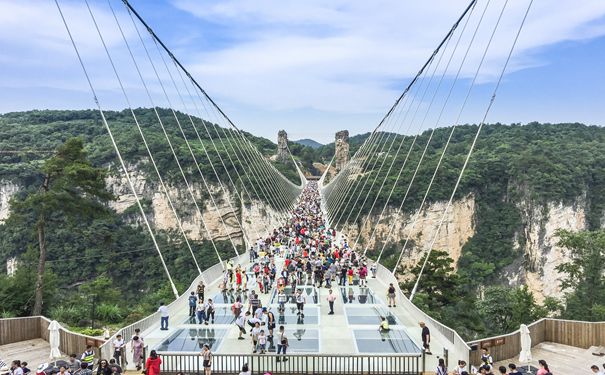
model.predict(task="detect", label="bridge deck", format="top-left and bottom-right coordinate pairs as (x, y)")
top-left (140, 257), bottom-right (456, 371)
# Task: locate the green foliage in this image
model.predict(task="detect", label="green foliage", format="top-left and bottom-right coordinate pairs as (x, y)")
top-left (556, 229), bottom-right (605, 321)
top-left (71, 327), bottom-right (105, 336)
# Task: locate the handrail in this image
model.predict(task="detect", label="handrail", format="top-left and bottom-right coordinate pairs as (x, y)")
top-left (157, 352), bottom-right (422, 375)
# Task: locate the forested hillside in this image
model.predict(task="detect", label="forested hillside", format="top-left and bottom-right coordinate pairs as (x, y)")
top-left (0, 109), bottom-right (300, 330)
top-left (1, 109), bottom-right (604, 339)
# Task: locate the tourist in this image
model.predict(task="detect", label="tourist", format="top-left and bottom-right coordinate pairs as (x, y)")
top-left (276, 325), bottom-right (289, 362)
top-left (197, 281), bottom-right (205, 301)
top-left (507, 363), bottom-right (520, 374)
top-left (74, 363), bottom-right (92, 375)
top-left (436, 358), bottom-right (447, 375)
top-left (379, 317), bottom-right (390, 333)
top-left (132, 328), bottom-right (144, 344)
top-left (249, 292), bottom-right (260, 313)
top-left (497, 366), bottom-right (507, 375)
top-left (67, 355), bottom-right (81, 374)
top-left (81, 345), bottom-right (95, 368)
top-left (96, 360), bottom-right (111, 375)
top-left (236, 311), bottom-right (249, 340)
top-left (200, 344), bottom-right (213, 375)
top-left (591, 365), bottom-right (605, 375)
top-left (251, 322), bottom-right (262, 353)
top-left (239, 363), bottom-right (251, 375)
top-left (188, 291), bottom-right (198, 317)
top-left (108, 359), bottom-right (121, 375)
top-left (20, 363), bottom-right (29, 375)
top-left (205, 298), bottom-right (215, 325)
top-left (419, 322), bottom-right (431, 355)
top-left (370, 263), bottom-right (377, 278)
top-left (145, 350), bottom-right (162, 375)
top-left (10, 361), bottom-right (22, 375)
top-left (258, 330), bottom-right (267, 354)
top-left (196, 300), bottom-right (207, 325)
top-left (536, 360), bottom-right (551, 375)
top-left (232, 297), bottom-right (243, 318)
top-left (387, 283), bottom-right (396, 307)
top-left (58, 366), bottom-right (69, 375)
top-left (112, 334), bottom-right (125, 366)
top-left (131, 335), bottom-right (144, 371)
top-left (266, 308), bottom-right (276, 339)
top-left (295, 289), bottom-right (306, 316)
top-left (480, 348), bottom-right (493, 370)
top-left (326, 289), bottom-right (336, 315)
top-left (158, 302), bottom-right (169, 330)
top-left (452, 360), bottom-right (467, 375)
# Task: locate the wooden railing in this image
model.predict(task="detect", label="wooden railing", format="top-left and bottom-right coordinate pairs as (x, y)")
top-left (467, 318), bottom-right (605, 365)
top-left (158, 352), bottom-right (422, 375)
top-left (0, 316), bottom-right (104, 359)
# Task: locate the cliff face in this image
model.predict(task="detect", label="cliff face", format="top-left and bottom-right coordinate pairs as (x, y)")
top-left (343, 194), bottom-right (593, 301)
top-left (0, 165), bottom-right (282, 248)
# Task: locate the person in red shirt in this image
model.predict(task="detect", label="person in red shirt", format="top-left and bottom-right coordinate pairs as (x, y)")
top-left (145, 350), bottom-right (161, 375)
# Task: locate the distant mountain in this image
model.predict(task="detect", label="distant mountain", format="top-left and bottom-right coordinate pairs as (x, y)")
top-left (293, 138), bottom-right (324, 149)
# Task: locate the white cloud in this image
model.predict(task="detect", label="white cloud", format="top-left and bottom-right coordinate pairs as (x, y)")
top-left (172, 0), bottom-right (605, 116)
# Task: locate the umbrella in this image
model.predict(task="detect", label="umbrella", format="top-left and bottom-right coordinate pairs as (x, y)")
top-left (519, 324), bottom-right (532, 372)
top-left (48, 320), bottom-right (62, 359)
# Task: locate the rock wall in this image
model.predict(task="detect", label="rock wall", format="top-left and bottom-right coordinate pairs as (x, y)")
top-left (105, 164), bottom-right (283, 246)
top-left (506, 199), bottom-right (588, 302)
top-left (343, 195), bottom-right (476, 268)
top-left (277, 130), bottom-right (289, 162)
top-left (0, 182), bottom-right (20, 224)
top-left (335, 130), bottom-right (350, 171)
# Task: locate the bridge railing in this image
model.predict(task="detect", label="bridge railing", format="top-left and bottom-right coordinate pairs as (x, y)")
top-left (100, 253), bottom-right (248, 360)
top-left (375, 262), bottom-right (471, 366)
top-left (158, 352), bottom-right (422, 375)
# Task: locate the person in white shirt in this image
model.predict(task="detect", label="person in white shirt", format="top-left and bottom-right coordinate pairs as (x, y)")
top-left (158, 302), bottom-right (169, 330)
top-left (295, 289), bottom-right (306, 316)
top-left (112, 334), bottom-right (125, 366)
top-left (251, 322), bottom-right (261, 353)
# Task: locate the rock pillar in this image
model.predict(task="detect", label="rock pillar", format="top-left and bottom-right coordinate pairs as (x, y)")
top-left (335, 130), bottom-right (350, 171)
top-left (277, 130), bottom-right (288, 162)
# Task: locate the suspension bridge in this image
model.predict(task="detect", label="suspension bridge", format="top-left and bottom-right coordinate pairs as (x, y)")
top-left (0, 0), bottom-right (545, 373)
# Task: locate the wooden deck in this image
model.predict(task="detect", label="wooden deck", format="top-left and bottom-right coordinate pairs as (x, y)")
top-left (0, 338), bottom-right (66, 367)
top-left (494, 342), bottom-right (605, 374)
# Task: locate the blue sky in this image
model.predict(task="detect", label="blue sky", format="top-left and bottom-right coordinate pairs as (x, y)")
top-left (0, 0), bottom-right (604, 143)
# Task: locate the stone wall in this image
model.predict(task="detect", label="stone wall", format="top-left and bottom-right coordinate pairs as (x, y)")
top-left (277, 130), bottom-right (288, 162)
top-left (335, 130), bottom-right (349, 171)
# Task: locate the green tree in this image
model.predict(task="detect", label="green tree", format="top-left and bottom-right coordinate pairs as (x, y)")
top-left (8, 138), bottom-right (113, 315)
top-left (555, 229), bottom-right (605, 320)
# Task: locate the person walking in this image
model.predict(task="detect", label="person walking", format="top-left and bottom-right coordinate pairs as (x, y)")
top-left (200, 344), bottom-right (212, 375)
top-left (326, 289), bottom-right (336, 315)
top-left (295, 289), bottom-right (306, 316)
top-left (131, 335), bottom-right (144, 371)
top-left (387, 283), bottom-right (396, 307)
top-left (196, 300), bottom-right (207, 325)
top-left (276, 326), bottom-right (289, 362)
top-left (145, 351), bottom-right (161, 375)
top-left (205, 299), bottom-right (215, 325)
top-left (96, 360), bottom-right (111, 375)
top-left (419, 322), bottom-right (431, 355)
top-left (188, 292), bottom-right (198, 317)
top-left (111, 334), bottom-right (125, 366)
top-left (158, 302), bottom-right (169, 330)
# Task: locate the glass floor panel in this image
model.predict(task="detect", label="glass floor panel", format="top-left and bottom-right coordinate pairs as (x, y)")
top-left (263, 328), bottom-right (320, 353)
top-left (182, 305), bottom-right (236, 325)
top-left (271, 286), bottom-right (318, 304)
top-left (354, 329), bottom-right (421, 354)
top-left (211, 290), bottom-right (249, 304)
top-left (156, 328), bottom-right (228, 352)
top-left (339, 286), bottom-right (379, 304)
top-left (270, 305), bottom-right (319, 325)
top-left (344, 305), bottom-right (399, 326)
